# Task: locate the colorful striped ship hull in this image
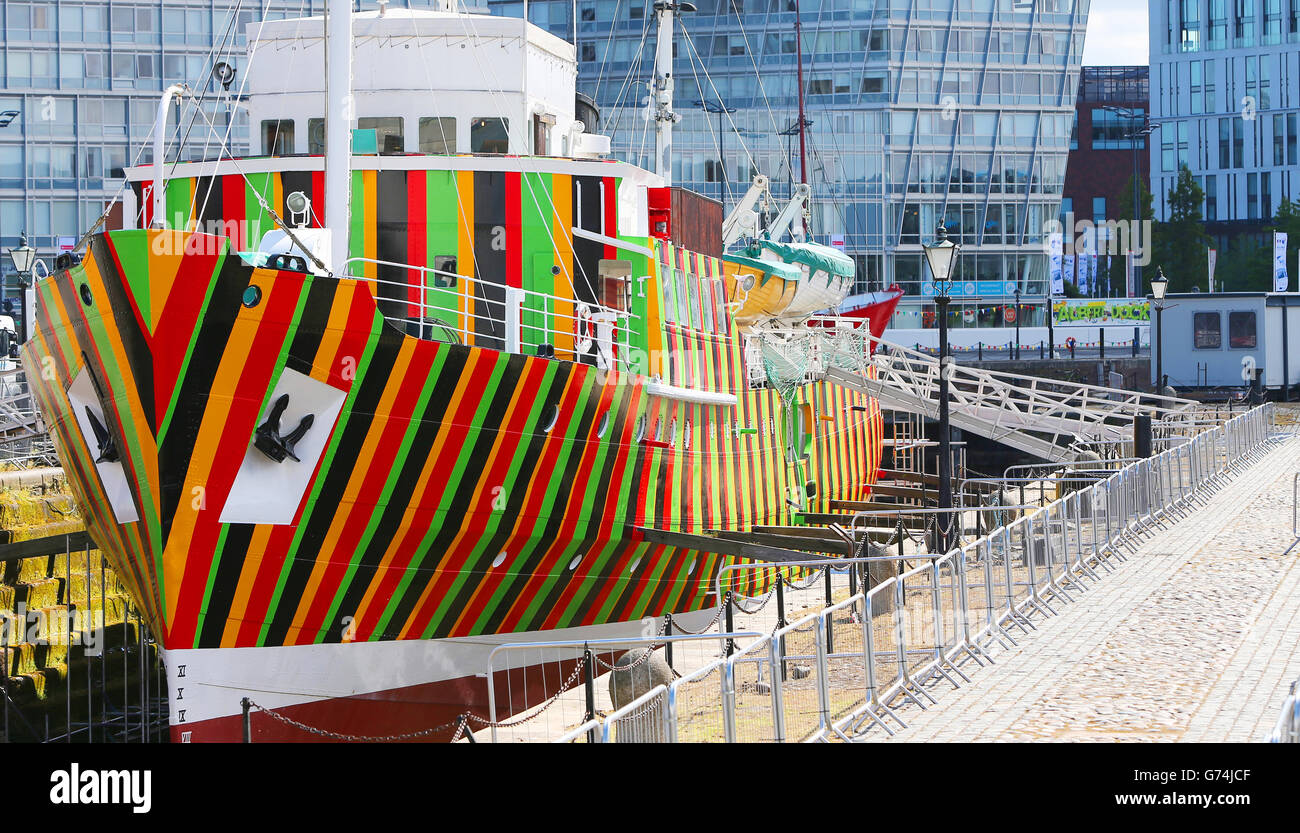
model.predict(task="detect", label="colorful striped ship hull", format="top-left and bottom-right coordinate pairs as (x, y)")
top-left (22, 161), bottom-right (887, 738)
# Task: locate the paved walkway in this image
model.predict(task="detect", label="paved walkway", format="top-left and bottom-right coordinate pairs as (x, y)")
top-left (868, 433), bottom-right (1300, 743)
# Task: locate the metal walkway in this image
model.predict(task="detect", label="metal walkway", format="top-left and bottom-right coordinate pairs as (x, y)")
top-left (755, 320), bottom-right (1195, 463)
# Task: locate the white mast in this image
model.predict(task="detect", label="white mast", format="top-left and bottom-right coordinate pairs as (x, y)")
top-left (650, 2), bottom-right (693, 185)
top-left (325, 0), bottom-right (354, 275)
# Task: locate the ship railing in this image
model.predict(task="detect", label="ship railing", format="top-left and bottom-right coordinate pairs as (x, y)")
top-left (342, 257), bottom-right (639, 368)
top-left (481, 632), bottom-right (759, 744)
top-left (545, 403), bottom-right (1275, 742)
top-left (1265, 678), bottom-right (1300, 743)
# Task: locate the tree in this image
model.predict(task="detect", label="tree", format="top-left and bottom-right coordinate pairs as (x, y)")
top-left (1216, 198), bottom-right (1300, 291)
top-left (1151, 165), bottom-right (1209, 293)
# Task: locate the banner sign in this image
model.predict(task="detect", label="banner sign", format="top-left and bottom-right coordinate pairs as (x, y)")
top-left (1208, 248), bottom-right (1217, 293)
top-left (1052, 298), bottom-right (1150, 326)
top-left (1125, 251), bottom-right (1135, 297)
top-left (1062, 254), bottom-right (1075, 290)
top-left (1275, 232), bottom-right (1289, 292)
top-left (1049, 231), bottom-right (1063, 295)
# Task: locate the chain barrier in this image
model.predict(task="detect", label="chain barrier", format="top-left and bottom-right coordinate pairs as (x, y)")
top-left (245, 699), bottom-right (465, 742)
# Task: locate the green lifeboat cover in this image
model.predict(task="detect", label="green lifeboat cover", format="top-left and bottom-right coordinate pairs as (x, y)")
top-left (755, 239), bottom-right (856, 279)
top-left (721, 251), bottom-right (803, 286)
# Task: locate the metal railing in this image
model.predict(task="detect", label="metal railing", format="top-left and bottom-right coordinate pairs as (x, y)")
top-left (1266, 679), bottom-right (1299, 743)
top-left (553, 403), bottom-right (1276, 742)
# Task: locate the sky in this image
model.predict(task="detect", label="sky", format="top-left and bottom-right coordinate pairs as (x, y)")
top-left (1082, 0), bottom-right (1150, 66)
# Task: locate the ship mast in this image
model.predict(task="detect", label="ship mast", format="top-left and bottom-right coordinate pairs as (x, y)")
top-left (650, 2), bottom-right (695, 185)
top-left (792, 0), bottom-right (809, 235)
top-left (325, 0), bottom-right (354, 275)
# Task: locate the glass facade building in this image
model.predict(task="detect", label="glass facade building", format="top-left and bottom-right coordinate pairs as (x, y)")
top-left (490, 0), bottom-right (1090, 329)
top-left (1150, 0), bottom-right (1300, 248)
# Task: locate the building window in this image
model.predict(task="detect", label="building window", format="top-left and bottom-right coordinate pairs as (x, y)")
top-left (261, 120), bottom-right (294, 156)
top-left (1092, 197), bottom-right (1106, 224)
top-left (1228, 311), bottom-right (1256, 348)
top-left (419, 117), bottom-right (456, 154)
top-left (358, 117), bottom-right (403, 153)
top-left (1193, 312), bottom-right (1221, 349)
top-left (470, 117), bottom-right (509, 154)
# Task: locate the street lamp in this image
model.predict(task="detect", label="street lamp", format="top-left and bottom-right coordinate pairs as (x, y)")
top-left (1150, 267), bottom-right (1168, 392)
top-left (6, 232), bottom-right (36, 344)
top-left (923, 223), bottom-right (959, 552)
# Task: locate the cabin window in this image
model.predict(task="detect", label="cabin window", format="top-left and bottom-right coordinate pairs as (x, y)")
top-left (1193, 312), bottom-right (1221, 349)
top-left (598, 260), bottom-right (632, 311)
top-left (261, 119), bottom-right (294, 155)
top-left (471, 117), bottom-right (509, 153)
top-left (358, 117), bottom-right (404, 153)
top-left (660, 268), bottom-right (677, 324)
top-left (432, 255), bottom-right (457, 288)
top-left (712, 279), bottom-right (729, 334)
top-left (698, 274), bottom-right (715, 333)
top-left (1228, 311), bottom-right (1257, 348)
top-left (686, 271), bottom-right (702, 330)
top-left (419, 117), bottom-right (456, 154)
top-left (308, 118), bottom-right (325, 154)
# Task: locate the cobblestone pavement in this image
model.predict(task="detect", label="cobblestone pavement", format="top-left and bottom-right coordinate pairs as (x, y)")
top-left (866, 433), bottom-right (1300, 743)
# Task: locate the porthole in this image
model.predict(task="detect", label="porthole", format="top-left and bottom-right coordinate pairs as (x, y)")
top-left (596, 411), bottom-right (610, 439)
top-left (79, 284), bottom-right (93, 306)
top-left (542, 404), bottom-right (559, 432)
top-left (686, 557), bottom-right (697, 576)
top-left (669, 418), bottom-right (678, 447)
top-left (628, 557), bottom-right (642, 574)
top-left (684, 420), bottom-right (692, 450)
top-left (634, 416), bottom-right (646, 442)
top-left (492, 551), bottom-right (508, 568)
top-left (242, 284), bottom-right (263, 308)
top-left (568, 554), bottom-right (582, 571)
top-left (654, 419), bottom-right (663, 442)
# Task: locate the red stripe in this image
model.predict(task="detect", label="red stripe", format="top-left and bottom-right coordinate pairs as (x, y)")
top-left (407, 171), bottom-right (427, 318)
top-left (402, 357), bottom-right (550, 638)
top-left (293, 343), bottom-right (438, 643)
top-left (312, 170), bottom-right (326, 227)
top-left (222, 176), bottom-right (247, 248)
top-left (153, 243), bottom-right (224, 420)
top-left (170, 270), bottom-right (308, 646)
top-left (506, 171), bottom-right (522, 289)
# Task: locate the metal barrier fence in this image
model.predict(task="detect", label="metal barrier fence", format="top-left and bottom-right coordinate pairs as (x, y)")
top-left (554, 403), bottom-right (1278, 742)
top-left (1266, 679), bottom-right (1299, 743)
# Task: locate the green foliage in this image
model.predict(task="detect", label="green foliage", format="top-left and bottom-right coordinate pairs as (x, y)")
top-left (1214, 198), bottom-right (1300, 291)
top-left (1151, 165), bottom-right (1209, 293)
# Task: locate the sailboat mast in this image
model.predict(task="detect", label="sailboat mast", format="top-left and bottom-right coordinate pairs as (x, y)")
top-left (651, 2), bottom-right (695, 184)
top-left (793, 0), bottom-right (808, 187)
top-left (325, 0), bottom-right (354, 275)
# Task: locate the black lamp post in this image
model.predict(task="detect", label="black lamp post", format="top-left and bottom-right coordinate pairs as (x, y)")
top-left (923, 223), bottom-right (959, 552)
top-left (5, 231), bottom-right (36, 344)
top-left (1013, 286), bottom-right (1022, 359)
top-left (1103, 105), bottom-right (1159, 298)
top-left (1151, 267), bottom-right (1168, 391)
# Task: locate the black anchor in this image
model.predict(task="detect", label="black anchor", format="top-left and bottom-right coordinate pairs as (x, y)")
top-left (84, 406), bottom-right (119, 464)
top-left (253, 394), bottom-right (315, 463)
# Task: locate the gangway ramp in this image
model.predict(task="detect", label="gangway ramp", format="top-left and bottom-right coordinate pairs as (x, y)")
top-left (755, 321), bottom-right (1196, 463)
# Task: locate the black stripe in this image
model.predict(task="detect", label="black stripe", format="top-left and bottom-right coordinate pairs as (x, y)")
top-left (375, 170), bottom-right (410, 330)
top-left (157, 252), bottom-right (249, 544)
top-left (260, 321), bottom-right (406, 646)
top-left (196, 523), bottom-right (256, 648)
top-left (472, 171), bottom-right (506, 350)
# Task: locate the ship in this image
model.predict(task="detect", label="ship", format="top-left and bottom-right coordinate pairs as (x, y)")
top-left (20, 2), bottom-right (900, 741)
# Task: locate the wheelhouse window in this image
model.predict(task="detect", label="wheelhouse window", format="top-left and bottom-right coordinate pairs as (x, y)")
top-left (419, 117), bottom-right (456, 154)
top-left (1193, 311), bottom-right (1221, 348)
top-left (1228, 310), bottom-right (1257, 348)
top-left (471, 117), bottom-right (509, 153)
top-left (358, 117), bottom-right (404, 153)
top-left (597, 259), bottom-right (632, 312)
top-left (261, 119), bottom-right (294, 155)
top-left (308, 118), bottom-right (325, 154)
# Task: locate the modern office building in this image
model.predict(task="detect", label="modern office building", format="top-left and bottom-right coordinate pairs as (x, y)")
top-left (1149, 0), bottom-right (1300, 254)
top-left (0, 0), bottom-right (464, 325)
top-left (1061, 65), bottom-right (1149, 297)
top-left (490, 0), bottom-right (1090, 331)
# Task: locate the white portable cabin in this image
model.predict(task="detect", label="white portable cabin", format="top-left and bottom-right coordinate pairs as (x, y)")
top-left (1150, 291), bottom-right (1300, 392)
